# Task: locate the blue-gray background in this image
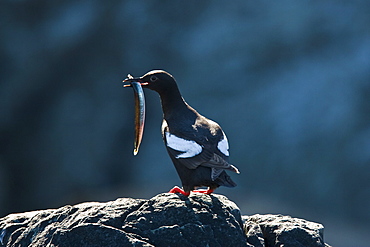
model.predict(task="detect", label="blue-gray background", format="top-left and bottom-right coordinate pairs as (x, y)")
top-left (1, 1), bottom-right (369, 246)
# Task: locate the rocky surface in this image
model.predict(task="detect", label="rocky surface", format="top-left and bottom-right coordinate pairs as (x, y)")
top-left (0, 193), bottom-right (330, 247)
top-left (244, 214), bottom-right (330, 247)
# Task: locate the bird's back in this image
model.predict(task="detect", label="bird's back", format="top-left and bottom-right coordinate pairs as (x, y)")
top-left (161, 105), bottom-right (238, 192)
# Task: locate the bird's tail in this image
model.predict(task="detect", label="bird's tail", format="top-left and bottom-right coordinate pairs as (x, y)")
top-left (215, 171), bottom-right (237, 188)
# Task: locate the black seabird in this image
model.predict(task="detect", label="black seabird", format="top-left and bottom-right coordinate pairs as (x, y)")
top-left (124, 70), bottom-right (239, 196)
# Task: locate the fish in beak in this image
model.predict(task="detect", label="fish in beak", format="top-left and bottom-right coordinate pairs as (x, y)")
top-left (123, 74), bottom-right (146, 155)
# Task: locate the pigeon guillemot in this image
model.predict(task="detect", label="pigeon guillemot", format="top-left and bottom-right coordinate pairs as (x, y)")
top-left (123, 70), bottom-right (239, 196)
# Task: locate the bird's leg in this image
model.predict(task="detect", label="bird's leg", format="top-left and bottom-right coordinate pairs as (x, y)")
top-left (192, 188), bottom-right (214, 195)
top-left (169, 186), bottom-right (190, 196)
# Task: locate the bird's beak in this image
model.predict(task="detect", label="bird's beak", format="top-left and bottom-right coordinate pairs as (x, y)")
top-left (123, 74), bottom-right (149, 87)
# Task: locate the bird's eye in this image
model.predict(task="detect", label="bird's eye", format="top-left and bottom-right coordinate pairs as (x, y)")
top-left (150, 76), bottom-right (158, 82)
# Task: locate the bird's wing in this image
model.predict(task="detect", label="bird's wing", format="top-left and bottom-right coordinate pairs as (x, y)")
top-left (163, 129), bottom-right (239, 174)
top-left (162, 116), bottom-right (239, 179)
top-left (202, 153), bottom-right (240, 181)
top-left (163, 131), bottom-right (211, 169)
top-left (202, 153), bottom-right (240, 173)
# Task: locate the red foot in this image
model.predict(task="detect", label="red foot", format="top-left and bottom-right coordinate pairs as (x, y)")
top-left (169, 186), bottom-right (190, 196)
top-left (192, 189), bottom-right (214, 195)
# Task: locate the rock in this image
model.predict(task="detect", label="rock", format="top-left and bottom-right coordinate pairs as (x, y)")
top-left (243, 214), bottom-right (331, 247)
top-left (0, 193), bottom-right (330, 247)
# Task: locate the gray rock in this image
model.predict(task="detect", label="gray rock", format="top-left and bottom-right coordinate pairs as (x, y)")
top-left (243, 214), bottom-right (331, 247)
top-left (0, 193), bottom-right (330, 247)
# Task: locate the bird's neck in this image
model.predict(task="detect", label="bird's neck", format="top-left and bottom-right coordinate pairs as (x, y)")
top-left (158, 86), bottom-right (190, 120)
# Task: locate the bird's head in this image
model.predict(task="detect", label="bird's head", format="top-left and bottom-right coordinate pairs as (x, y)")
top-left (123, 70), bottom-right (177, 93)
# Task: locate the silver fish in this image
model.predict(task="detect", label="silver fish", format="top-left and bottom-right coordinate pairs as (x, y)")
top-left (123, 78), bottom-right (146, 155)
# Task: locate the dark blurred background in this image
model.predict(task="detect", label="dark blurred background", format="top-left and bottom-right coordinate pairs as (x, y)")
top-left (1, 1), bottom-right (370, 245)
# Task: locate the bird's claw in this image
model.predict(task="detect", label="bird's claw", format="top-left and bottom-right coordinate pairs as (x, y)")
top-left (192, 189), bottom-right (214, 195)
top-left (169, 186), bottom-right (214, 196)
top-left (169, 186), bottom-right (190, 196)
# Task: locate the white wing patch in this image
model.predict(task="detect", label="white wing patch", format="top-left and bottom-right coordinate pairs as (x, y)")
top-left (165, 132), bottom-right (203, 158)
top-left (217, 132), bottom-right (229, 156)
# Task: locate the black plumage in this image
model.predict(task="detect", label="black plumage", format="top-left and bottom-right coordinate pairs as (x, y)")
top-left (124, 70), bottom-right (239, 196)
